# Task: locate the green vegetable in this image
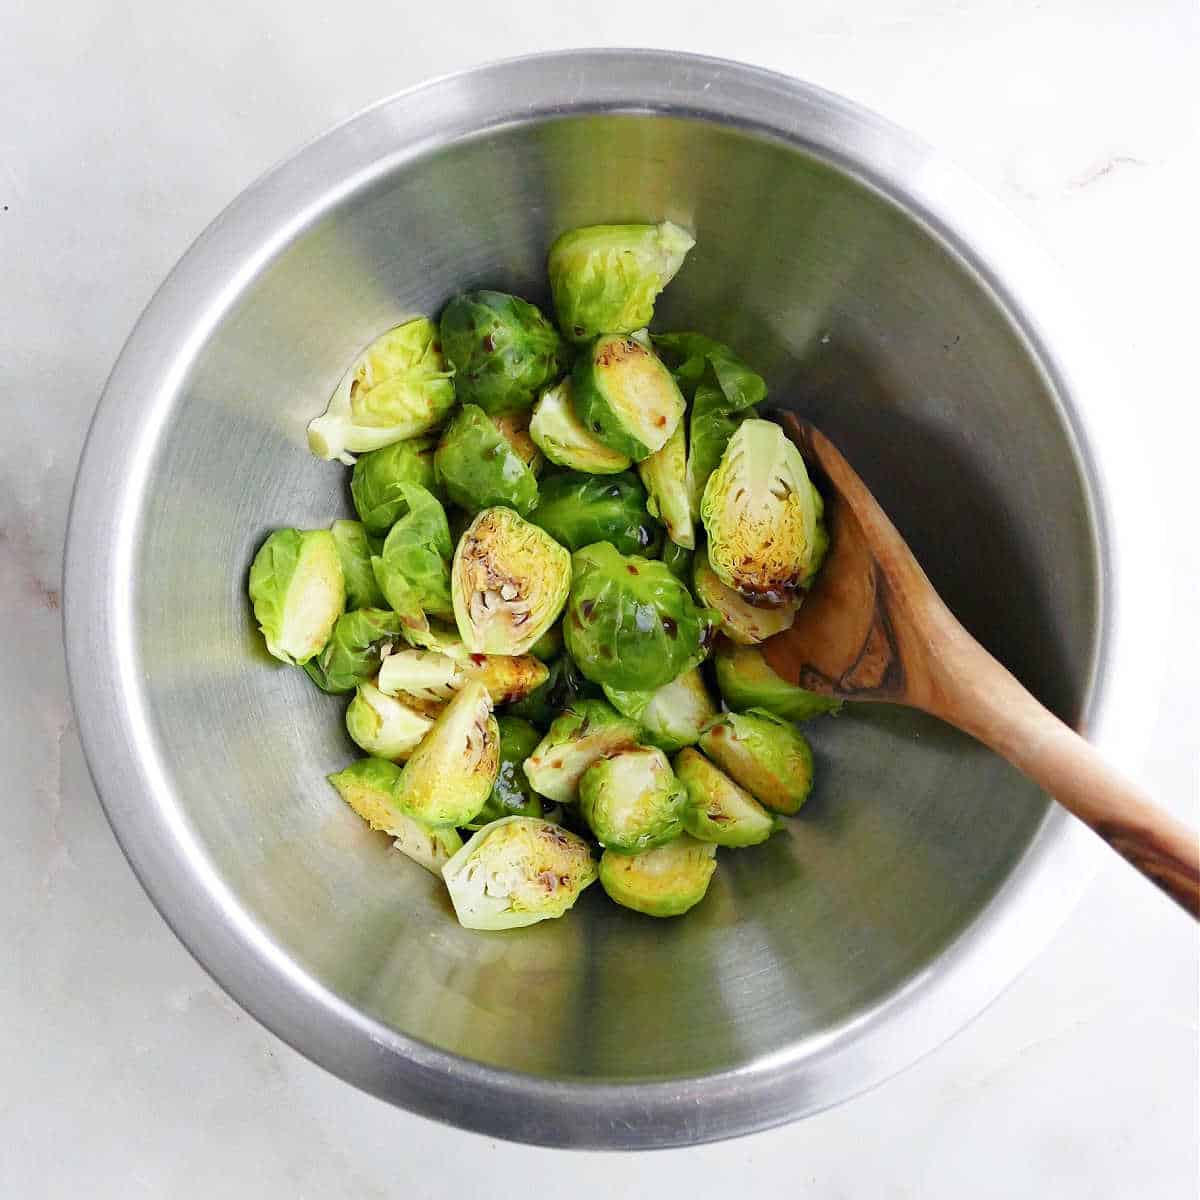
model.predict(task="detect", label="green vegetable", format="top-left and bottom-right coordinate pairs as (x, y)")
top-left (675, 747), bottom-right (779, 847)
top-left (350, 437), bottom-right (439, 535)
top-left (248, 528), bottom-right (345, 665)
top-left (503, 653), bottom-right (600, 730)
top-left (598, 835), bottom-right (716, 917)
top-left (441, 816), bottom-right (598, 930)
top-left (302, 607), bottom-right (404, 694)
top-left (529, 378), bottom-right (632, 474)
top-left (578, 746), bottom-right (686, 854)
top-left (660, 539), bottom-right (693, 582)
top-left (307, 318), bottom-right (456, 464)
top-left (528, 621), bottom-right (564, 662)
top-left (439, 290), bottom-right (568, 415)
top-left (713, 641), bottom-right (842, 721)
top-left (572, 334), bottom-right (685, 462)
top-left (434, 405), bottom-right (539, 517)
top-left (530, 470), bottom-right (660, 556)
top-left (564, 542), bottom-right (715, 691)
top-left (330, 519), bottom-right (386, 610)
top-left (492, 410), bottom-right (544, 476)
top-left (377, 645), bottom-right (550, 707)
top-left (638, 423), bottom-right (694, 548)
top-left (698, 709), bottom-right (814, 815)
top-left (610, 667), bottom-right (717, 754)
top-left (522, 699), bottom-right (642, 804)
top-left (548, 221), bottom-right (695, 343)
top-left (466, 717), bottom-right (544, 830)
top-left (345, 681), bottom-right (434, 760)
top-left (692, 550), bottom-right (799, 645)
top-left (452, 507), bottom-right (571, 655)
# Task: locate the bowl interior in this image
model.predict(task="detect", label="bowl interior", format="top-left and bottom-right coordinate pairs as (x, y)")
top-left (129, 113), bottom-right (1099, 1084)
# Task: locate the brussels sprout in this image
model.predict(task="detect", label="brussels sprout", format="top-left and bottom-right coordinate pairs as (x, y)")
top-left (713, 641), bottom-right (842, 721)
top-left (465, 717), bottom-right (544, 830)
top-left (350, 436), bottom-right (439, 535)
top-left (638, 423), bottom-right (694, 548)
top-left (548, 221), bottom-right (695, 343)
top-left (503, 653), bottom-right (601, 729)
top-left (329, 519), bottom-right (387, 610)
top-left (675, 747), bottom-right (779, 848)
top-left (530, 471), bottom-right (660, 556)
top-left (441, 816), bottom-right (598, 930)
top-left (528, 621), bottom-right (564, 662)
top-left (492, 410), bottom-right (544, 476)
top-left (701, 419), bottom-right (821, 606)
top-left (345, 680), bottom-right (434, 760)
top-left (578, 746), bottom-right (686, 854)
top-left (598, 835), bottom-right (716, 918)
top-left (439, 290), bottom-right (568, 415)
top-left (523, 700), bottom-right (642, 804)
top-left (613, 667), bottom-right (717, 753)
top-left (572, 334), bottom-right (685, 462)
top-left (698, 709), bottom-right (814, 815)
top-left (302, 607), bottom-right (404, 694)
top-left (327, 757), bottom-right (461, 873)
top-left (692, 551), bottom-right (799, 645)
top-left (248, 528), bottom-right (345, 665)
top-left (377, 645), bottom-right (549, 707)
top-left (434, 405), bottom-right (539, 517)
top-left (452, 507), bottom-right (571, 655)
top-left (564, 542), bottom-right (715, 692)
top-left (307, 318), bottom-right (456, 464)
top-left (660, 539), bottom-right (693, 582)
top-left (393, 679), bottom-right (499, 827)
top-left (804, 482), bottom-right (830, 586)
top-left (529, 379), bottom-right (632, 474)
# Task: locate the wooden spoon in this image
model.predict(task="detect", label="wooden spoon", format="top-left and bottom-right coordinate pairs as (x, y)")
top-left (762, 415), bottom-right (1200, 918)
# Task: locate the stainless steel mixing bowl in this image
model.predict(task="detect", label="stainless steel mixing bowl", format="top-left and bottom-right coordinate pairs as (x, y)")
top-left (66, 50), bottom-right (1120, 1148)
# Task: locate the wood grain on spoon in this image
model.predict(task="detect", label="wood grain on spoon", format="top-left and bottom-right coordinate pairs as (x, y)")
top-left (763, 415), bottom-right (1200, 918)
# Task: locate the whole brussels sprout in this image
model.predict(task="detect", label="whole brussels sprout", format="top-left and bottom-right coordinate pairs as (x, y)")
top-left (439, 290), bottom-right (568, 415)
top-left (692, 550), bottom-right (799, 645)
top-left (530, 471), bottom-right (660, 556)
top-left (350, 436), bottom-right (439, 535)
top-left (377, 645), bottom-right (549, 708)
top-left (329, 519), bottom-right (386, 610)
top-left (564, 542), bottom-right (716, 692)
top-left (452, 507), bottom-right (571, 656)
top-left (502, 652), bottom-right (600, 730)
top-left (659, 539), bottom-right (693, 583)
top-left (302, 607), bottom-right (404, 694)
top-left (713, 641), bottom-right (842, 721)
top-left (529, 379), bottom-right (632, 475)
top-left (548, 221), bottom-right (695, 343)
top-left (598, 835), bottom-right (716, 918)
top-left (434, 405), bottom-right (539, 517)
top-left (698, 709), bottom-right (814, 815)
top-left (675, 747), bottom-right (779, 848)
top-left (441, 816), bottom-right (598, 930)
top-left (248, 528), bottom-right (345, 665)
top-left (465, 717), bottom-right (544, 831)
top-left (307, 318), bottom-right (456, 464)
top-left (638, 423), bottom-right (694, 549)
top-left (492, 410), bottom-right (545, 476)
top-left (578, 746), bottom-right (686, 854)
top-left (701, 419), bottom-right (821, 606)
top-left (522, 699), bottom-right (642, 804)
top-left (393, 679), bottom-right (499, 827)
top-left (345, 680), bottom-right (434, 760)
top-left (605, 667), bottom-right (717, 754)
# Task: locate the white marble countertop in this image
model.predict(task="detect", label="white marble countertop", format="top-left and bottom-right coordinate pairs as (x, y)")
top-left (2, 2), bottom-right (1196, 1195)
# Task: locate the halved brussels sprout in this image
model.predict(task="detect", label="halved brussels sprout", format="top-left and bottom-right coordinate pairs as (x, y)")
top-left (307, 318), bottom-right (456, 464)
top-left (302, 607), bottom-right (404, 694)
top-left (327, 757), bottom-right (461, 874)
top-left (692, 550), bottom-right (799, 645)
top-left (578, 746), bottom-right (686, 854)
top-left (522, 700), bottom-right (642, 804)
top-left (638, 423), bottom-right (694, 548)
top-left (700, 419), bottom-right (820, 606)
top-left (713, 641), bottom-right (842, 721)
top-left (528, 621), bottom-right (564, 662)
top-left (434, 405), bottom-right (539, 517)
top-left (452, 507), bottom-right (571, 655)
top-left (377, 645), bottom-right (549, 707)
top-left (349, 436), bottom-right (439, 535)
top-left (698, 709), bottom-right (814, 815)
top-left (345, 680), bottom-right (434, 760)
top-left (572, 334), bottom-right (686, 462)
top-left (248, 528), bottom-right (345, 665)
top-left (329, 519), bottom-right (386, 611)
top-left (465, 717), bottom-right (544, 831)
top-left (503, 652), bottom-right (600, 730)
top-left (675, 747), bottom-right (779, 848)
top-left (659, 539), bottom-right (693, 583)
top-left (598, 835), bottom-right (716, 918)
top-left (439, 290), bottom-right (568, 415)
top-left (609, 667), bottom-right (717, 754)
top-left (530, 471), bottom-right (659, 556)
top-left (548, 221), bottom-right (695, 343)
top-left (493, 410), bottom-right (544, 476)
top-left (564, 542), bottom-right (715, 692)
top-left (393, 679), bottom-right (499, 827)
top-left (529, 379), bottom-right (632, 474)
top-left (442, 816), bottom-right (598, 930)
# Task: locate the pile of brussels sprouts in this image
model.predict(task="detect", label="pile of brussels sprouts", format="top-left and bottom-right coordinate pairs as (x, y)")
top-left (248, 221), bottom-right (840, 929)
